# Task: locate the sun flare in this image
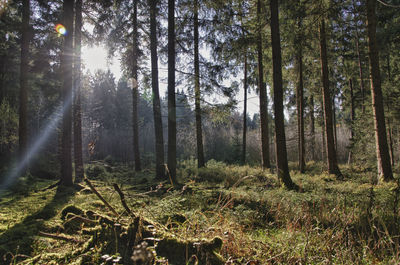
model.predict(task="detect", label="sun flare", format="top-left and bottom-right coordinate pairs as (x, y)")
top-left (81, 45), bottom-right (121, 80)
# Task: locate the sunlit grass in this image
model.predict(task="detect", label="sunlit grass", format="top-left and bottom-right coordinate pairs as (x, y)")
top-left (1, 161), bottom-right (400, 264)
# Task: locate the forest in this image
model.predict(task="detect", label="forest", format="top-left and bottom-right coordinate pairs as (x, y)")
top-left (1, 0), bottom-right (400, 264)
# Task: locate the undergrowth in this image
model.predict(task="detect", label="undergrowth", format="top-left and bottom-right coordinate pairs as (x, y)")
top-left (0, 160), bottom-right (399, 264)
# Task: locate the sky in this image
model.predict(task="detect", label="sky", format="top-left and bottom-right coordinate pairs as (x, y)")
top-left (81, 45), bottom-right (122, 81)
top-left (81, 45), bottom-right (261, 117)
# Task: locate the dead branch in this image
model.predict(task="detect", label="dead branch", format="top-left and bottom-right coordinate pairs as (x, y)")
top-left (113, 183), bottom-right (135, 218)
top-left (38, 231), bottom-right (83, 243)
top-left (65, 213), bottom-right (97, 225)
top-left (84, 177), bottom-right (118, 216)
top-left (164, 164), bottom-right (174, 187)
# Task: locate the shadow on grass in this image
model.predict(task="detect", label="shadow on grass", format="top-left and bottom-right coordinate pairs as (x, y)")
top-left (0, 185), bottom-right (77, 263)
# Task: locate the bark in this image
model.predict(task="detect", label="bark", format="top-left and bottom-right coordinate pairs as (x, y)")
top-left (387, 114), bottom-right (394, 167)
top-left (366, 0), bottom-right (393, 181)
top-left (0, 55), bottom-right (4, 105)
top-left (242, 53), bottom-right (248, 165)
top-left (321, 114), bottom-right (325, 162)
top-left (319, 19), bottom-right (342, 178)
top-left (386, 54), bottom-right (394, 167)
top-left (194, 0), bottom-right (205, 168)
top-left (149, 0), bottom-right (165, 178)
top-left (257, 0), bottom-right (270, 169)
top-left (348, 78), bottom-right (355, 164)
top-left (19, 0), bottom-right (30, 159)
top-left (352, 0), bottom-right (366, 114)
top-left (270, 0), bottom-right (297, 189)
top-left (332, 95), bottom-right (337, 152)
top-left (73, 0), bottom-right (84, 183)
top-left (60, 0), bottom-right (74, 186)
top-left (167, 0), bottom-right (177, 181)
top-left (132, 0), bottom-right (141, 172)
top-left (309, 95), bottom-right (315, 161)
top-left (295, 45), bottom-right (305, 173)
top-left (355, 28), bottom-right (365, 114)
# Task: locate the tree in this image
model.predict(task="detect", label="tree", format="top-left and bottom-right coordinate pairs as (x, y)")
top-left (319, 18), bottom-right (342, 178)
top-left (366, 0), bottom-right (393, 182)
top-left (270, 0), bottom-right (297, 190)
top-left (352, 0), bottom-right (366, 114)
top-left (294, 13), bottom-right (305, 173)
top-left (257, 0), bottom-right (270, 170)
top-left (348, 78), bottom-right (355, 164)
top-left (167, 0), bottom-right (177, 182)
top-left (19, 0), bottom-right (30, 161)
top-left (309, 95), bottom-right (316, 161)
top-left (60, 0), bottom-right (74, 186)
top-left (131, 0), bottom-right (141, 171)
top-left (242, 53), bottom-right (248, 164)
top-left (73, 0), bottom-right (84, 182)
top-left (194, 0), bottom-right (205, 168)
top-left (149, 0), bottom-right (165, 178)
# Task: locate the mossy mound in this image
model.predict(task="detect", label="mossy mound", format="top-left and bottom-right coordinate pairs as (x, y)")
top-left (156, 236), bottom-right (224, 265)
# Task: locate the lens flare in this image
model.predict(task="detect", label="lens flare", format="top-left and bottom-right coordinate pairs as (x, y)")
top-left (55, 24), bottom-right (67, 36)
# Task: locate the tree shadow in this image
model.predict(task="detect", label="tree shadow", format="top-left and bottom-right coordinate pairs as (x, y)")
top-left (0, 185), bottom-right (77, 263)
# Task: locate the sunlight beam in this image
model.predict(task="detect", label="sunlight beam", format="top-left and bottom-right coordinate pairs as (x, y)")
top-left (0, 92), bottom-right (73, 195)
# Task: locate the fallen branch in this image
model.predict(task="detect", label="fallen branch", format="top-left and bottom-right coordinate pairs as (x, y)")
top-left (65, 213), bottom-right (97, 225)
top-left (38, 231), bottom-right (82, 243)
top-left (232, 175), bottom-right (255, 189)
top-left (113, 183), bottom-right (135, 218)
top-left (164, 164), bottom-right (174, 187)
top-left (84, 177), bottom-right (118, 216)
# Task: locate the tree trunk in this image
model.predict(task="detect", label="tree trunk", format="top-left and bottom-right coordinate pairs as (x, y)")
top-left (366, 0), bottom-right (393, 182)
top-left (73, 0), bottom-right (84, 183)
top-left (348, 78), bottom-right (355, 164)
top-left (332, 94), bottom-right (337, 152)
top-left (167, 0), bottom-right (177, 182)
top-left (319, 19), bottom-right (342, 178)
top-left (60, 0), bottom-right (74, 186)
top-left (132, 0), bottom-right (141, 172)
top-left (321, 115), bottom-right (325, 162)
top-left (257, 0), bottom-right (270, 170)
top-left (386, 54), bottom-right (395, 167)
top-left (149, 0), bottom-right (165, 178)
top-left (19, 0), bottom-right (30, 162)
top-left (387, 114), bottom-right (394, 167)
top-left (194, 0), bottom-right (205, 168)
top-left (295, 44), bottom-right (305, 173)
top-left (352, 0), bottom-right (366, 114)
top-left (0, 54), bottom-right (4, 105)
top-left (242, 53), bottom-right (247, 165)
top-left (270, 0), bottom-right (297, 190)
top-left (310, 95), bottom-right (315, 161)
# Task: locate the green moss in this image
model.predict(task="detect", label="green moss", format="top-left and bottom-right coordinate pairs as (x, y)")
top-left (2, 163), bottom-right (400, 264)
top-left (60, 205), bottom-right (84, 220)
top-left (155, 236), bottom-right (224, 265)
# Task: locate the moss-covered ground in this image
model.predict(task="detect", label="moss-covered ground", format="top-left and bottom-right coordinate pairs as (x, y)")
top-left (1, 160), bottom-right (400, 264)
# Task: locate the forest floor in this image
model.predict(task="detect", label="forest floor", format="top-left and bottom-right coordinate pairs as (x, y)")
top-left (1, 160), bottom-right (400, 264)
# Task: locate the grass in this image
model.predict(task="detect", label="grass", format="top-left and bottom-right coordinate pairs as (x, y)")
top-left (0, 160), bottom-right (399, 264)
